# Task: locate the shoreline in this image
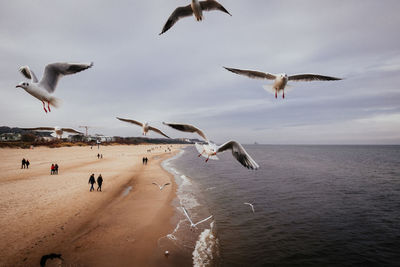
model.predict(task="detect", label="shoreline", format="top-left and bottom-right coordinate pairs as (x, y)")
top-left (0, 144), bottom-right (192, 266)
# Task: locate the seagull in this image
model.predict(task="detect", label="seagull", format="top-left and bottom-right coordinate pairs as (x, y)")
top-left (244, 202), bottom-right (255, 213)
top-left (22, 126), bottom-right (83, 139)
top-left (162, 122), bottom-right (209, 142)
top-left (163, 122), bottom-right (259, 170)
top-left (117, 117), bottom-right (170, 138)
top-left (224, 67), bottom-right (342, 99)
top-left (182, 207), bottom-right (212, 229)
top-left (16, 62), bottom-right (93, 113)
top-left (160, 0), bottom-right (231, 35)
top-left (152, 182), bottom-right (171, 190)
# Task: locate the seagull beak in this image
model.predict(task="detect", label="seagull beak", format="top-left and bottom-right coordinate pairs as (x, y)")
top-left (16, 85), bottom-right (21, 88)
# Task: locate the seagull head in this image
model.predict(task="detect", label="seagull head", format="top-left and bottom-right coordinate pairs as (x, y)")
top-left (279, 73), bottom-right (288, 79)
top-left (16, 81), bottom-right (29, 89)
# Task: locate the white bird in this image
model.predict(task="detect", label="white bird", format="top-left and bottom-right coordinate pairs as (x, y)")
top-left (160, 0), bottom-right (231, 35)
top-left (182, 207), bottom-right (212, 229)
top-left (117, 117), bottom-right (170, 138)
top-left (22, 126), bottom-right (83, 139)
top-left (244, 202), bottom-right (255, 213)
top-left (152, 182), bottom-right (171, 190)
top-left (224, 67), bottom-right (342, 99)
top-left (163, 122), bottom-right (259, 170)
top-left (16, 62), bottom-right (93, 113)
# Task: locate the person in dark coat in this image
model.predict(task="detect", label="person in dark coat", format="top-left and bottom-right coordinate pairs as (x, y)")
top-left (97, 174), bottom-right (103, 192)
top-left (88, 174), bottom-right (96, 191)
top-left (21, 158), bottom-right (26, 169)
top-left (26, 159), bottom-right (30, 169)
top-left (54, 164), bottom-right (59, 174)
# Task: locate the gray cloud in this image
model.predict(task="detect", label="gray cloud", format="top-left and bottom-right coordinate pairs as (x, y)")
top-left (1, 0), bottom-right (399, 144)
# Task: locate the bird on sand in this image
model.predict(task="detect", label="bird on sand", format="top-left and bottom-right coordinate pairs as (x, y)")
top-left (16, 62), bottom-right (93, 113)
top-left (224, 67), bottom-right (342, 99)
top-left (163, 122), bottom-right (259, 170)
top-left (22, 126), bottom-right (83, 139)
top-left (244, 202), bottom-right (255, 213)
top-left (182, 207), bottom-right (212, 229)
top-left (152, 182), bottom-right (171, 190)
top-left (160, 0), bottom-right (231, 35)
top-left (117, 117), bottom-right (170, 138)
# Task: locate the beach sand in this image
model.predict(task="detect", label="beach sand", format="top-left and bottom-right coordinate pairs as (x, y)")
top-left (0, 144), bottom-right (192, 266)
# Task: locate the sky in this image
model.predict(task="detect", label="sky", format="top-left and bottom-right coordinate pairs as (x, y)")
top-left (1, 0), bottom-right (400, 144)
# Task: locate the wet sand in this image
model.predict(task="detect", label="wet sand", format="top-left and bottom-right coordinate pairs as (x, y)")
top-left (0, 144), bottom-right (192, 266)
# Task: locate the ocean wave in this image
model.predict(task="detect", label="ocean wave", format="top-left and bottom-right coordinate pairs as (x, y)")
top-left (193, 222), bottom-right (219, 267)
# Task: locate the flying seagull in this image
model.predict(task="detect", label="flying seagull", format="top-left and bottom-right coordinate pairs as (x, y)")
top-left (152, 182), bottom-right (171, 190)
top-left (22, 126), bottom-right (83, 139)
top-left (162, 122), bottom-right (209, 142)
top-left (160, 0), bottom-right (231, 35)
top-left (182, 207), bottom-right (212, 228)
top-left (16, 62), bottom-right (93, 113)
top-left (163, 122), bottom-right (259, 170)
top-left (117, 117), bottom-right (170, 138)
top-left (224, 67), bottom-right (342, 99)
top-left (244, 202), bottom-right (255, 213)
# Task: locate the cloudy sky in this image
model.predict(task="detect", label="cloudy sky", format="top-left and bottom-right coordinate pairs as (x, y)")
top-left (1, 0), bottom-right (399, 144)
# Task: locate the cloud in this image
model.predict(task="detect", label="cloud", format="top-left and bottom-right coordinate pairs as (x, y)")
top-left (1, 0), bottom-right (400, 144)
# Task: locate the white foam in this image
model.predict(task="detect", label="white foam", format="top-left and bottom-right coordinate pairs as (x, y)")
top-left (192, 222), bottom-right (219, 267)
top-left (180, 175), bottom-right (193, 186)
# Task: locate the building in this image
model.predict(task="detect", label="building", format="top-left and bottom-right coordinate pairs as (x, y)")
top-left (0, 133), bottom-right (21, 141)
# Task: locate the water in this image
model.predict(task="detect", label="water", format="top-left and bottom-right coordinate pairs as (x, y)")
top-left (166, 145), bottom-right (400, 266)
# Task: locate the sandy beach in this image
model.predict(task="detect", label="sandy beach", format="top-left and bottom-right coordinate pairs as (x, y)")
top-left (0, 144), bottom-right (191, 267)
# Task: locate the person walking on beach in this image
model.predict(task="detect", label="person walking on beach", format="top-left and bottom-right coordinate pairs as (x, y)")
top-left (88, 174), bottom-right (96, 192)
top-left (145, 157), bottom-right (148, 165)
top-left (54, 163), bottom-right (59, 174)
top-left (97, 153), bottom-right (100, 159)
top-left (21, 158), bottom-right (26, 169)
top-left (26, 159), bottom-right (30, 169)
top-left (97, 174), bottom-right (103, 192)
top-left (142, 157), bottom-right (145, 165)
top-left (51, 164), bottom-right (55, 175)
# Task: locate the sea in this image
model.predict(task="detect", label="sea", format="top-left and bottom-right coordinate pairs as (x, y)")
top-left (161, 145), bottom-right (400, 267)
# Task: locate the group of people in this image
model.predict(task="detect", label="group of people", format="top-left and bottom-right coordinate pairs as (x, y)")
top-left (142, 157), bottom-right (148, 165)
top-left (21, 158), bottom-right (30, 169)
top-left (50, 164), bottom-right (59, 175)
top-left (97, 153), bottom-right (103, 159)
top-left (88, 173), bottom-right (103, 192)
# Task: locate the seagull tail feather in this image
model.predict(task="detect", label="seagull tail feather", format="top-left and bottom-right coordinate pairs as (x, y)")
top-left (49, 97), bottom-right (61, 108)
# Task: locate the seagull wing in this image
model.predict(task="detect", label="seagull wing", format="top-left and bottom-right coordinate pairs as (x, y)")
top-left (193, 215), bottom-right (213, 227)
top-left (152, 182), bottom-right (161, 189)
top-left (182, 207), bottom-right (195, 225)
top-left (148, 126), bottom-right (170, 138)
top-left (160, 5), bottom-right (194, 35)
top-left (288, 74), bottom-right (342, 82)
top-left (19, 66), bottom-right (38, 83)
top-left (244, 203), bottom-right (255, 213)
top-left (22, 127), bottom-right (54, 131)
top-left (61, 128), bottom-right (83, 134)
top-left (217, 141), bottom-right (259, 170)
top-left (200, 0), bottom-right (232, 16)
top-left (224, 67), bottom-right (276, 80)
top-left (39, 62), bottom-right (93, 93)
top-left (116, 117), bottom-right (143, 127)
top-left (161, 183), bottom-right (171, 190)
top-left (163, 122), bottom-right (209, 142)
